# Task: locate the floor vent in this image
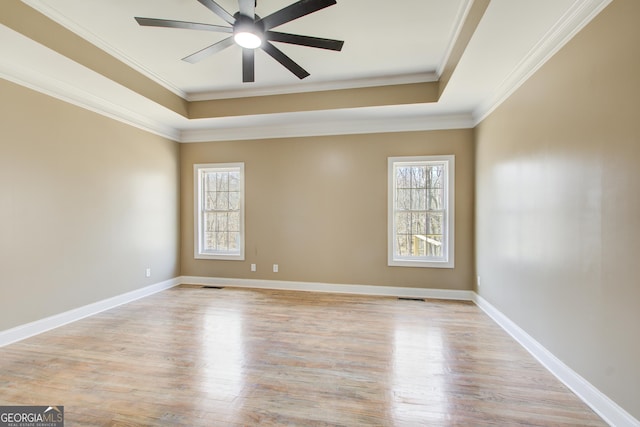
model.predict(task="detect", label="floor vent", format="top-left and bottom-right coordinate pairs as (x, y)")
top-left (398, 297), bottom-right (425, 302)
top-left (202, 286), bottom-right (224, 289)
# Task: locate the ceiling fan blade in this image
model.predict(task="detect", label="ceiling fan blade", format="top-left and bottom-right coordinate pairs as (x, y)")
top-left (197, 0), bottom-right (236, 25)
top-left (182, 37), bottom-right (235, 63)
top-left (135, 17), bottom-right (232, 33)
top-left (242, 48), bottom-right (255, 82)
top-left (238, 0), bottom-right (255, 18)
top-left (259, 0), bottom-right (336, 30)
top-left (266, 31), bottom-right (343, 51)
top-left (261, 41), bottom-right (310, 79)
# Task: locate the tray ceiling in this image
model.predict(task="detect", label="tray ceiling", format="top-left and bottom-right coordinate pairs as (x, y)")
top-left (0, 0), bottom-right (612, 141)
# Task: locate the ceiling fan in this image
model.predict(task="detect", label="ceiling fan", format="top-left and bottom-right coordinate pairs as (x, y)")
top-left (135, 0), bottom-right (344, 82)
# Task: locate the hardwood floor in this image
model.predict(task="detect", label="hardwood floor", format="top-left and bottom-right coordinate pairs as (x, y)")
top-left (0, 286), bottom-right (606, 426)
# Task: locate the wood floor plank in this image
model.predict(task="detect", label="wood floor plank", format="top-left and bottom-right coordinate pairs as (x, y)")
top-left (0, 286), bottom-right (606, 426)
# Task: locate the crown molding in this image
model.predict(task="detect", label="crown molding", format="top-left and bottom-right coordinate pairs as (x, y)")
top-left (472, 0), bottom-right (613, 125)
top-left (436, 0), bottom-right (474, 77)
top-left (180, 111), bottom-right (474, 143)
top-left (186, 72), bottom-right (439, 101)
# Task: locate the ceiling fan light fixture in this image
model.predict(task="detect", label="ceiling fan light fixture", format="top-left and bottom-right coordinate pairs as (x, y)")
top-left (234, 31), bottom-right (262, 49)
top-left (233, 15), bottom-right (263, 49)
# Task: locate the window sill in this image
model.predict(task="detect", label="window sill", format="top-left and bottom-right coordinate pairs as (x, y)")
top-left (388, 259), bottom-right (454, 269)
top-left (195, 253), bottom-right (245, 261)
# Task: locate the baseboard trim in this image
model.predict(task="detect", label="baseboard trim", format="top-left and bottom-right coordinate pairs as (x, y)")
top-left (179, 276), bottom-right (475, 301)
top-left (473, 294), bottom-right (639, 427)
top-left (0, 277), bottom-right (181, 348)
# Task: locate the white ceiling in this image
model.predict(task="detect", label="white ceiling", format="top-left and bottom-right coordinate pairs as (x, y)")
top-left (25, 0), bottom-right (467, 98)
top-left (1, 0), bottom-right (612, 141)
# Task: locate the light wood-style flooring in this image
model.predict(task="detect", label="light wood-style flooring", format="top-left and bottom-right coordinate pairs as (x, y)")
top-left (0, 286), bottom-right (606, 426)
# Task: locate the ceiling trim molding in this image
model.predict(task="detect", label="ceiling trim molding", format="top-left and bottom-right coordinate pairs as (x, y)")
top-left (436, 0), bottom-right (474, 77)
top-left (22, 0), bottom-right (188, 100)
top-left (186, 72), bottom-right (439, 101)
top-left (0, 35), bottom-right (468, 144)
top-left (472, 0), bottom-right (613, 125)
top-left (0, 56), bottom-right (181, 142)
top-left (189, 82), bottom-right (439, 119)
top-left (180, 112), bottom-right (474, 143)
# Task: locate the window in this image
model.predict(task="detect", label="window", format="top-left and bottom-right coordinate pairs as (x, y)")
top-left (388, 155), bottom-right (454, 268)
top-left (194, 163), bottom-right (245, 260)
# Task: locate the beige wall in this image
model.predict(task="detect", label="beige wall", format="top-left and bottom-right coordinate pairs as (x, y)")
top-left (181, 130), bottom-right (474, 289)
top-left (0, 78), bottom-right (180, 331)
top-left (475, 0), bottom-right (639, 419)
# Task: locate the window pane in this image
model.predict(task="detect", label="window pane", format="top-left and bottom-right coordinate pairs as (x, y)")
top-left (205, 191), bottom-right (217, 210)
top-left (428, 189), bottom-right (444, 210)
top-left (228, 232), bottom-right (240, 251)
top-left (217, 172), bottom-right (229, 192)
top-left (411, 166), bottom-right (427, 188)
top-left (228, 191), bottom-right (240, 210)
top-left (205, 172), bottom-right (216, 192)
top-left (229, 171), bottom-right (240, 191)
top-left (411, 212), bottom-right (427, 235)
top-left (428, 165), bottom-right (444, 189)
top-left (411, 189), bottom-right (426, 210)
top-left (428, 213), bottom-right (443, 235)
top-left (396, 189), bottom-right (411, 210)
top-left (396, 235), bottom-right (411, 256)
top-left (205, 232), bottom-right (216, 251)
top-left (396, 167), bottom-right (412, 188)
top-left (216, 212), bottom-right (228, 231)
top-left (215, 191), bottom-right (229, 210)
top-left (205, 212), bottom-right (217, 232)
top-left (216, 232), bottom-right (228, 251)
top-left (228, 211), bottom-right (240, 232)
top-left (412, 235), bottom-right (427, 256)
top-left (395, 212), bottom-right (411, 234)
top-left (426, 235), bottom-right (443, 257)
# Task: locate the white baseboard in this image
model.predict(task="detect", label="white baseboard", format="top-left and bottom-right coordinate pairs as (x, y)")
top-left (473, 294), bottom-right (640, 427)
top-left (0, 277), bottom-right (181, 348)
top-left (179, 275), bottom-right (475, 301)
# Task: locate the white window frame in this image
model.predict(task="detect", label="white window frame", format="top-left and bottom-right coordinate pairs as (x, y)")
top-left (388, 155), bottom-right (454, 268)
top-left (194, 163), bottom-right (245, 261)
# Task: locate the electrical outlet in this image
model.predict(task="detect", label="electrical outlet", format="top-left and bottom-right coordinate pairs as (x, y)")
top-left (145, 267), bottom-right (151, 278)
top-left (273, 264), bottom-right (278, 273)
top-left (477, 275), bottom-right (481, 286)
top-left (251, 264), bottom-right (256, 272)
